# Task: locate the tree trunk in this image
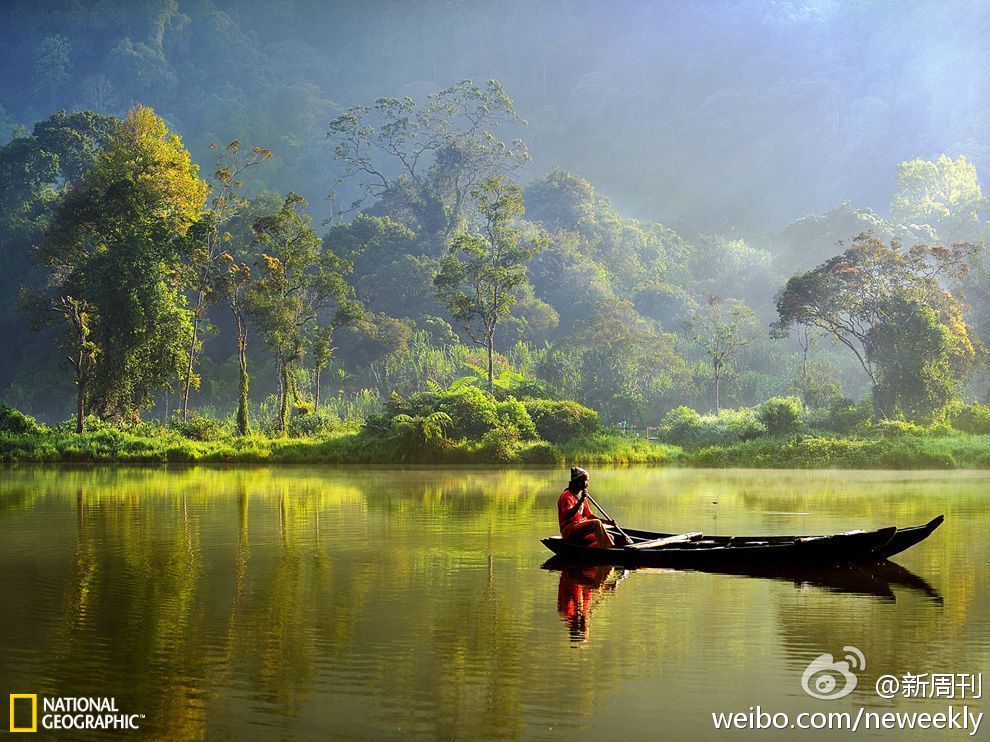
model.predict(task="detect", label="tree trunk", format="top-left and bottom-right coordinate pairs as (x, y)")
top-left (180, 301), bottom-right (203, 421)
top-left (278, 358), bottom-right (289, 436)
top-left (235, 309), bottom-right (249, 436)
top-left (76, 379), bottom-right (85, 434)
top-left (713, 359), bottom-right (721, 414)
top-left (486, 328), bottom-right (495, 394)
top-left (315, 366), bottom-right (322, 409)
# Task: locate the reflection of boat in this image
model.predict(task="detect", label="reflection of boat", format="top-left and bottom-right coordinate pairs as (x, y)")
top-left (541, 516), bottom-right (943, 568)
top-left (541, 557), bottom-right (943, 604)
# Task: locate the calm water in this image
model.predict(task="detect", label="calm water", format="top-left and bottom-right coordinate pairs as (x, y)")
top-left (0, 466), bottom-right (987, 740)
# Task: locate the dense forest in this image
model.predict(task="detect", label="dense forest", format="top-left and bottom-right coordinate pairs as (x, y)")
top-left (1, 0), bottom-right (989, 464)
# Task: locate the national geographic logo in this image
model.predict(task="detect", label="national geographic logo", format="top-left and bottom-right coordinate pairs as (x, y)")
top-left (8, 695), bottom-right (36, 733)
top-left (8, 694), bottom-right (143, 733)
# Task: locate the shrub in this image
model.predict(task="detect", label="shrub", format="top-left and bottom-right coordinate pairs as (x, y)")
top-left (476, 425), bottom-right (521, 463)
top-left (437, 385), bottom-right (500, 438)
top-left (518, 441), bottom-right (563, 464)
top-left (168, 412), bottom-right (226, 442)
top-left (807, 397), bottom-right (873, 434)
top-left (388, 412), bottom-right (453, 461)
top-left (758, 396), bottom-right (804, 436)
top-left (873, 419), bottom-right (926, 437)
top-left (0, 404), bottom-right (43, 435)
top-left (289, 408), bottom-right (340, 437)
top-left (523, 399), bottom-right (600, 443)
top-left (495, 396), bottom-right (537, 440)
top-left (658, 406), bottom-right (702, 442)
top-left (659, 405), bottom-right (764, 447)
top-left (951, 402), bottom-right (990, 435)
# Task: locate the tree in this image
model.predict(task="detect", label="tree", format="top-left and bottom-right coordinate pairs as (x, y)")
top-left (33, 35), bottom-right (71, 106)
top-left (179, 139), bottom-right (271, 420)
top-left (775, 234), bottom-right (978, 419)
top-left (328, 79), bottom-right (529, 245)
top-left (247, 193), bottom-right (357, 434)
top-left (890, 155), bottom-right (986, 243)
top-left (37, 105), bottom-right (208, 421)
top-left (867, 293), bottom-right (964, 420)
top-left (685, 294), bottom-right (758, 413)
top-left (311, 325), bottom-right (334, 409)
top-left (24, 295), bottom-right (100, 433)
top-left (2, 111), bottom-right (119, 414)
top-left (434, 176), bottom-right (543, 392)
top-left (572, 298), bottom-right (687, 425)
top-left (217, 250), bottom-right (253, 435)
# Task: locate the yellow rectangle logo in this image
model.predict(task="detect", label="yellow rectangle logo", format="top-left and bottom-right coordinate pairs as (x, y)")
top-left (9, 694), bottom-right (37, 733)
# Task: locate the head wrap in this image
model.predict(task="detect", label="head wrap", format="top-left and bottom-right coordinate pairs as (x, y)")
top-left (568, 466), bottom-right (589, 492)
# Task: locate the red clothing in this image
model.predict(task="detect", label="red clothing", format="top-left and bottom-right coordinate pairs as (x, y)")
top-left (557, 488), bottom-right (593, 538)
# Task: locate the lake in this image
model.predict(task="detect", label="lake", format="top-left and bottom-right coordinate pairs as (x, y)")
top-left (0, 466), bottom-right (986, 740)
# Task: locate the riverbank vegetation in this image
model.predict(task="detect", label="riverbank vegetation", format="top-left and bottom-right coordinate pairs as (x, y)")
top-left (3, 398), bottom-right (989, 468)
top-left (1, 6), bottom-right (990, 469)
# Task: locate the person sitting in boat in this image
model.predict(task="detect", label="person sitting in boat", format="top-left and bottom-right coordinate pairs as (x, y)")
top-left (557, 467), bottom-right (615, 548)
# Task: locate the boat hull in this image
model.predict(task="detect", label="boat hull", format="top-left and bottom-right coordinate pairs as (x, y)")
top-left (541, 524), bottom-right (911, 569)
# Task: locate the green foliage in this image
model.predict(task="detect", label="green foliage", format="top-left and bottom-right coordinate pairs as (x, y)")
top-left (523, 399), bottom-right (600, 443)
top-left (35, 105), bottom-right (207, 422)
top-left (0, 403), bottom-right (43, 434)
top-left (684, 293), bottom-right (760, 412)
top-left (495, 397), bottom-right (537, 440)
top-left (434, 175), bottom-right (546, 390)
top-left (289, 408), bottom-right (341, 437)
top-left (659, 405), bottom-right (765, 447)
top-left (872, 419), bottom-right (927, 437)
top-left (757, 396), bottom-right (805, 436)
top-left (388, 412), bottom-right (453, 462)
top-left (868, 293), bottom-right (967, 421)
top-left (436, 385), bottom-right (500, 438)
top-left (247, 192), bottom-right (358, 433)
top-left (807, 397), bottom-right (873, 434)
top-left (950, 402), bottom-right (990, 434)
top-left (685, 431), bottom-right (981, 470)
top-left (890, 155), bottom-right (985, 242)
top-left (775, 234), bottom-right (978, 421)
top-left (475, 425), bottom-right (521, 463)
top-left (168, 412), bottom-right (226, 442)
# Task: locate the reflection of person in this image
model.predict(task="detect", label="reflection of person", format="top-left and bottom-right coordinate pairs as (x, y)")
top-left (557, 467), bottom-right (614, 548)
top-left (556, 564), bottom-right (621, 642)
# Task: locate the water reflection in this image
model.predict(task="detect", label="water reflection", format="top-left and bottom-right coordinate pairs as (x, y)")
top-left (543, 556), bottom-right (943, 644)
top-left (0, 467), bottom-right (984, 740)
top-left (550, 562), bottom-right (629, 642)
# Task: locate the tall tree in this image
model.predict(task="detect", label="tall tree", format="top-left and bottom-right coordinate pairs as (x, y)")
top-left (3, 111), bottom-right (119, 413)
top-left (179, 139), bottom-right (271, 420)
top-left (685, 294), bottom-right (758, 413)
top-left (37, 105), bottom-right (207, 421)
top-left (247, 194), bottom-right (358, 434)
top-left (434, 176), bottom-right (543, 392)
top-left (775, 234), bottom-right (978, 419)
top-left (217, 251), bottom-right (253, 435)
top-left (328, 79), bottom-right (529, 246)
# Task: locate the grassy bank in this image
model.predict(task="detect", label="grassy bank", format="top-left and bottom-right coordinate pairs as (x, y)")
top-left (2, 426), bottom-right (989, 468)
top-left (0, 427), bottom-right (679, 466)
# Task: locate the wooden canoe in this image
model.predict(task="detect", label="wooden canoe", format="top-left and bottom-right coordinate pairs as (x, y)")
top-left (541, 515), bottom-right (944, 568)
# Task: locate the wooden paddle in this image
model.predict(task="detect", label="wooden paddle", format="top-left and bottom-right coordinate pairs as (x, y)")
top-left (625, 532), bottom-right (704, 551)
top-left (583, 489), bottom-right (634, 546)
